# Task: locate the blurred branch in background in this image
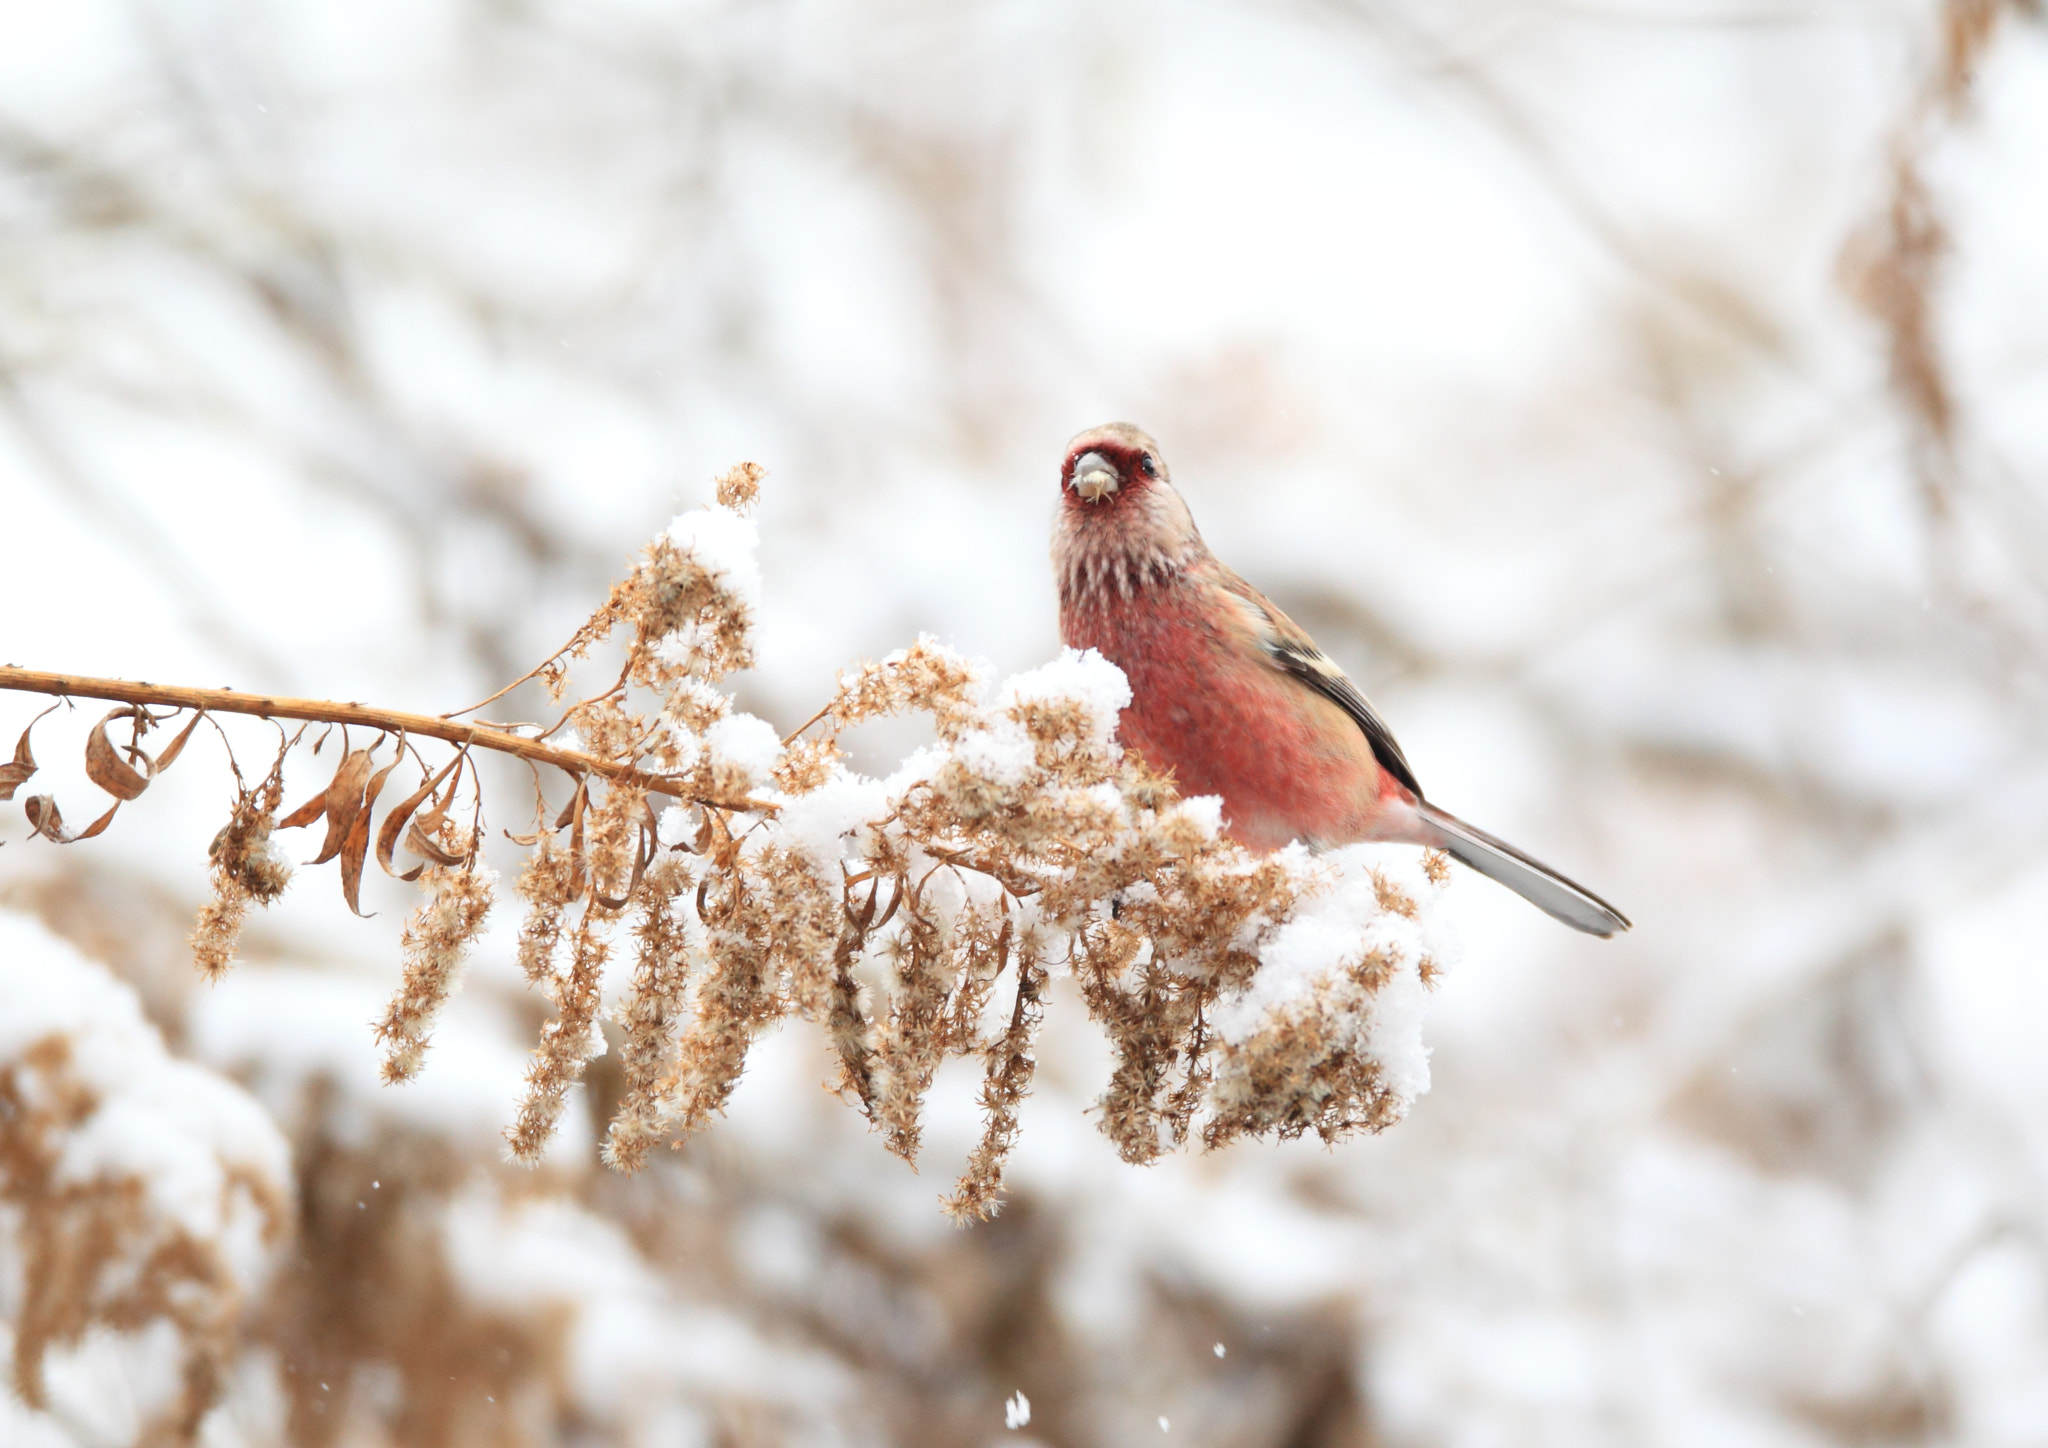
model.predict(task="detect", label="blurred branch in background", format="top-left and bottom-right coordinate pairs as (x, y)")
top-left (2, 0), bottom-right (2048, 1445)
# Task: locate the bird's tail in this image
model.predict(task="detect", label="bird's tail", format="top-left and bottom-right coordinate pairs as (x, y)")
top-left (1413, 801), bottom-right (1631, 938)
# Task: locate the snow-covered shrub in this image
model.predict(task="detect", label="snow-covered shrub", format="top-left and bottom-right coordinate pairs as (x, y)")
top-left (0, 914), bottom-right (290, 1445)
top-left (0, 465), bottom-right (1452, 1231)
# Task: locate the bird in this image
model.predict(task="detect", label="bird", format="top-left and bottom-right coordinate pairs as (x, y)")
top-left (1052, 421), bottom-right (1630, 937)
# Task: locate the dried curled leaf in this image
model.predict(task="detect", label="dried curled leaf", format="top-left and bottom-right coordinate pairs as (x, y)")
top-left (0, 712), bottom-right (44, 800)
top-left (276, 743), bottom-right (399, 916)
top-left (376, 754), bottom-right (467, 881)
top-left (84, 707), bottom-right (154, 800)
top-left (14, 708), bottom-right (208, 846)
top-left (286, 747), bottom-right (375, 864)
top-left (21, 794), bottom-right (118, 844)
top-left (82, 706), bottom-right (204, 802)
top-left (342, 755), bottom-right (399, 916)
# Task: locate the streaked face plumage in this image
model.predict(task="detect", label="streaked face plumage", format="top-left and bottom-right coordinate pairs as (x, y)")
top-left (1052, 421), bottom-right (1205, 605)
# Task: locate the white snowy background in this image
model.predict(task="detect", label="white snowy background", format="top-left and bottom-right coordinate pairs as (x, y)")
top-left (2, 1), bottom-right (2047, 1445)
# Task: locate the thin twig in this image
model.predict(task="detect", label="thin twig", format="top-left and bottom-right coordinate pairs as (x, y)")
top-left (781, 702), bottom-right (834, 746)
top-left (0, 667), bottom-right (771, 810)
top-left (438, 628), bottom-right (590, 720)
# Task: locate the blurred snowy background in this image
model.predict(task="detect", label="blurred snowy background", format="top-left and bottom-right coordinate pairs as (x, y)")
top-left (3, 0), bottom-right (2047, 1444)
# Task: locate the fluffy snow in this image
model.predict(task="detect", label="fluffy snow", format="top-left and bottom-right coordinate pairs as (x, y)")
top-left (0, 912), bottom-right (289, 1280)
top-left (0, 911), bottom-right (291, 1445)
top-left (665, 505), bottom-right (762, 609)
top-left (1168, 793), bottom-right (1225, 840)
top-left (656, 802), bottom-right (695, 848)
top-left (701, 711), bottom-right (783, 787)
top-left (773, 769), bottom-right (895, 873)
top-left (1213, 844), bottom-right (1447, 1105)
top-left (999, 648), bottom-right (1131, 744)
top-left (949, 716), bottom-right (1041, 788)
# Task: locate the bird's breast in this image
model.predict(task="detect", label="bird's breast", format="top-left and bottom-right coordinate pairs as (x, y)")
top-left (1058, 580), bottom-right (1396, 851)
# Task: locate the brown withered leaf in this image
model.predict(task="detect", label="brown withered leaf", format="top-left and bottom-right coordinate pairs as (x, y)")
top-left (81, 706), bottom-right (206, 804)
top-left (84, 708), bottom-right (153, 801)
top-left (340, 755), bottom-right (399, 917)
top-left (22, 795), bottom-right (120, 844)
top-left (0, 716), bottom-right (41, 801)
top-left (279, 782), bottom-right (329, 830)
top-left (153, 710), bottom-right (205, 772)
top-left (554, 778), bottom-right (589, 834)
top-left (284, 749), bottom-right (375, 865)
top-left (592, 801), bottom-right (659, 911)
top-left (557, 776), bottom-right (591, 898)
top-left (376, 755), bottom-right (465, 882)
top-left (405, 809), bottom-right (467, 868)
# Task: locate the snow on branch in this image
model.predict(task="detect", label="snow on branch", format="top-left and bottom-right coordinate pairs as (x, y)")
top-left (0, 462), bottom-right (1453, 1227)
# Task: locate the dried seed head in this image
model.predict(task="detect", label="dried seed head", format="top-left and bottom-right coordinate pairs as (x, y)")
top-left (376, 863), bottom-right (496, 1084)
top-left (190, 781), bottom-right (292, 982)
top-left (714, 459), bottom-right (764, 512)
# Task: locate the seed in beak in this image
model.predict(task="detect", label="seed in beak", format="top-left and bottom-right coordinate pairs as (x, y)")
top-left (1072, 452), bottom-right (1119, 502)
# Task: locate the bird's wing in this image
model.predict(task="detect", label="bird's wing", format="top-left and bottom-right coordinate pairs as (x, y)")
top-left (1218, 579), bottom-right (1425, 800)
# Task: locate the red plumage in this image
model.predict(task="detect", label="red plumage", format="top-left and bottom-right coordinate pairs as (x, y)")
top-left (1051, 422), bottom-right (1630, 937)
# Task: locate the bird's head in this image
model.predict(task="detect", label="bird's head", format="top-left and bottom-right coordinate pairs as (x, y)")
top-left (1061, 422), bottom-right (1170, 510)
top-left (1052, 422), bottom-right (1204, 599)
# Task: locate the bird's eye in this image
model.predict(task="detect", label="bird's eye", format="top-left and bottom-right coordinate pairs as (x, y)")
top-left (1138, 455), bottom-right (1158, 478)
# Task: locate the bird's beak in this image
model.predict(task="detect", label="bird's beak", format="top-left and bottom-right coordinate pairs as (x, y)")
top-left (1072, 451), bottom-right (1118, 503)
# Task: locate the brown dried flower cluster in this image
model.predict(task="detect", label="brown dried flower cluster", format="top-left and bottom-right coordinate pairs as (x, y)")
top-left (0, 462), bottom-right (1451, 1223)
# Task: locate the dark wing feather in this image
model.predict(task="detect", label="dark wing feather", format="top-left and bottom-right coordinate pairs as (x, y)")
top-left (1266, 637), bottom-right (1425, 800)
top-left (1216, 577), bottom-right (1426, 799)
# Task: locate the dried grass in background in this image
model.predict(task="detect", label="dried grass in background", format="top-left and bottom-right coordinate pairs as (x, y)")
top-left (3, 0), bottom-right (2048, 1444)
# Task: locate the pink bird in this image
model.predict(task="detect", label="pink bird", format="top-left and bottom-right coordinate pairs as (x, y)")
top-left (1053, 422), bottom-right (1630, 937)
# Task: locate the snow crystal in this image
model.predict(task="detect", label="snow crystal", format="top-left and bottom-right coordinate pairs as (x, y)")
top-left (662, 723), bottom-right (706, 771)
top-left (666, 504), bottom-right (762, 608)
top-left (1210, 844), bottom-right (1448, 1108)
top-left (703, 712), bottom-right (783, 787)
top-left (1172, 794), bottom-right (1225, 839)
top-left (775, 770), bottom-right (894, 873)
top-left (998, 647), bottom-right (1131, 742)
top-left (951, 716), bottom-right (1040, 786)
top-left (883, 742), bottom-right (950, 791)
